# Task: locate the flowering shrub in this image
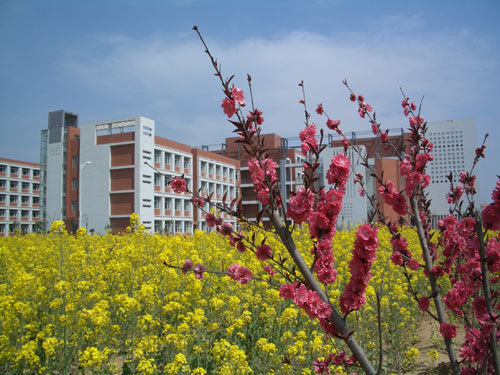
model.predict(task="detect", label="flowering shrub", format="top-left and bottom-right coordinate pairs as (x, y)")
top-left (180, 26), bottom-right (500, 374)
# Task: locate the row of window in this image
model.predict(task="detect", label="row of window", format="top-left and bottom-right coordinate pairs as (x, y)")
top-left (154, 149), bottom-right (192, 171)
top-left (154, 173), bottom-right (192, 190)
top-left (0, 194), bottom-right (40, 204)
top-left (0, 209), bottom-right (40, 219)
top-left (199, 181), bottom-right (237, 198)
top-left (0, 165), bottom-right (41, 177)
top-left (153, 196), bottom-right (192, 213)
top-left (0, 180), bottom-right (40, 191)
top-left (153, 220), bottom-right (193, 234)
top-left (199, 160), bottom-right (235, 180)
top-left (0, 223), bottom-right (39, 234)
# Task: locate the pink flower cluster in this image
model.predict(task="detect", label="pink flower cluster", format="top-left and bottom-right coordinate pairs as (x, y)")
top-left (349, 93), bottom-right (373, 119)
top-left (255, 244), bottom-right (273, 261)
top-left (226, 264), bottom-right (253, 285)
top-left (339, 224), bottom-right (379, 314)
top-left (299, 124), bottom-right (318, 154)
top-left (286, 188), bottom-right (315, 224)
top-left (326, 154), bottom-right (350, 187)
top-left (182, 259), bottom-right (207, 280)
top-left (248, 157), bottom-right (278, 206)
top-left (170, 177), bottom-right (187, 193)
top-left (279, 282), bottom-right (332, 319)
top-left (378, 181), bottom-right (408, 215)
top-left (221, 86), bottom-right (245, 118)
top-left (313, 351), bottom-right (356, 374)
top-left (482, 177), bottom-right (500, 231)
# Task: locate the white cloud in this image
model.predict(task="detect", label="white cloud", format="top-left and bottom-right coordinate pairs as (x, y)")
top-left (62, 22), bottom-right (500, 201)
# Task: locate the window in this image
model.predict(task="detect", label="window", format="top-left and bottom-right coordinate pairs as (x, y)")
top-left (0, 195), bottom-right (5, 202)
top-left (175, 221), bottom-right (182, 233)
top-left (10, 195), bottom-right (17, 203)
top-left (21, 196), bottom-right (29, 204)
top-left (184, 221), bottom-right (192, 233)
top-left (209, 163), bottom-right (214, 175)
top-left (72, 201), bottom-right (77, 213)
top-left (165, 198), bottom-right (171, 210)
top-left (154, 197), bottom-right (161, 209)
top-left (21, 210), bottom-right (29, 218)
top-left (185, 178), bottom-right (191, 190)
top-left (0, 180), bottom-right (5, 188)
top-left (72, 178), bottom-right (78, 190)
top-left (216, 184), bottom-right (221, 195)
top-left (216, 165), bottom-right (221, 177)
top-left (22, 182), bottom-right (29, 190)
top-left (201, 181), bottom-right (207, 193)
top-left (201, 161), bottom-right (206, 173)
top-left (165, 153), bottom-right (171, 165)
top-left (33, 184), bottom-right (40, 191)
top-left (175, 199), bottom-right (181, 211)
top-left (0, 209), bottom-right (5, 217)
top-left (154, 150), bottom-right (161, 163)
top-left (22, 168), bottom-right (30, 176)
top-left (32, 211), bottom-right (39, 218)
top-left (33, 197), bottom-right (39, 205)
top-left (154, 173), bottom-right (161, 186)
top-left (154, 220), bottom-right (162, 233)
top-left (33, 170), bottom-right (40, 177)
top-left (174, 155), bottom-right (181, 167)
top-left (0, 165), bottom-right (6, 173)
top-left (184, 200), bottom-right (190, 212)
top-left (72, 156), bottom-right (78, 167)
top-left (184, 158), bottom-right (190, 170)
top-left (10, 166), bottom-right (18, 174)
top-left (9, 209), bottom-right (17, 217)
top-left (165, 221), bottom-right (172, 233)
top-left (10, 181), bottom-right (18, 189)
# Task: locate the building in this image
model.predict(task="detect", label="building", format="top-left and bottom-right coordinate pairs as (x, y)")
top-left (40, 110), bottom-right (80, 231)
top-left (0, 158), bottom-right (41, 236)
top-left (425, 119), bottom-right (479, 225)
top-left (42, 111), bottom-right (240, 234)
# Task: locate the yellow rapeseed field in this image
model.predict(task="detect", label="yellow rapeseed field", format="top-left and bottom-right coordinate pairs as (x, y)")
top-left (0, 217), bottom-right (428, 374)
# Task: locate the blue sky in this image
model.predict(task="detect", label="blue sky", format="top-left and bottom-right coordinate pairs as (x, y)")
top-left (1, 0), bottom-right (499, 203)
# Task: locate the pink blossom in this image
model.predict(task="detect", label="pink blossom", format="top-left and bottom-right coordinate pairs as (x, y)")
top-left (326, 118), bottom-right (340, 130)
top-left (256, 244), bottom-right (273, 261)
top-left (170, 177), bottom-right (187, 193)
top-left (227, 264), bottom-right (253, 284)
top-left (287, 188), bottom-right (315, 224)
top-left (407, 258), bottom-right (420, 271)
top-left (482, 203), bottom-right (500, 231)
top-left (205, 213), bottom-right (217, 227)
top-left (182, 259), bottom-right (193, 274)
top-left (231, 86), bottom-right (245, 106)
top-left (300, 124), bottom-right (318, 154)
top-left (247, 109), bottom-right (264, 125)
top-left (316, 104), bottom-right (324, 115)
top-left (439, 322), bottom-right (458, 339)
top-left (326, 153), bottom-right (350, 187)
top-left (236, 241), bottom-right (246, 253)
top-left (221, 97), bottom-right (236, 118)
top-left (418, 297), bottom-right (430, 311)
top-left (380, 130), bottom-right (388, 143)
top-left (349, 93), bottom-right (356, 102)
top-left (263, 265), bottom-right (276, 276)
top-left (371, 122), bottom-right (378, 135)
top-left (193, 263), bottom-right (207, 280)
top-left (218, 222), bottom-right (233, 236)
top-left (391, 251), bottom-right (403, 266)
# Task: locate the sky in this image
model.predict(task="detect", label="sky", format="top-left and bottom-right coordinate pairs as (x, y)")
top-left (0, 0), bottom-right (499, 203)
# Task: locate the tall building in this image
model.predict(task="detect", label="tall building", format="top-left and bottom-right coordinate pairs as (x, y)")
top-left (41, 111), bottom-right (240, 234)
top-left (40, 110), bottom-right (80, 230)
top-left (0, 158), bottom-right (41, 236)
top-left (425, 119), bottom-right (479, 225)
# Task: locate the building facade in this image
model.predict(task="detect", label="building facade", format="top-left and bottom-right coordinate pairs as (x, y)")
top-left (0, 158), bottom-right (41, 236)
top-left (425, 119), bottom-right (479, 225)
top-left (42, 111), bottom-right (240, 234)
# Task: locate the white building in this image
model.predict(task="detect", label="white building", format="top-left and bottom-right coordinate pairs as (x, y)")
top-left (0, 158), bottom-right (41, 235)
top-left (426, 119), bottom-right (479, 224)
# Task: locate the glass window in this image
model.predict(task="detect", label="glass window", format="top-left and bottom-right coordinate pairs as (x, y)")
top-left (72, 178), bottom-right (78, 190)
top-left (72, 156), bottom-right (78, 167)
top-left (174, 155), bottom-right (181, 167)
top-left (164, 153), bottom-right (171, 165)
top-left (0, 180), bottom-right (5, 188)
top-left (33, 169), bottom-right (40, 177)
top-left (175, 199), bottom-right (181, 211)
top-left (154, 150), bottom-right (161, 163)
top-left (0, 165), bottom-right (6, 173)
top-left (154, 197), bottom-right (161, 209)
top-left (154, 173), bottom-right (161, 186)
top-left (33, 197), bottom-right (39, 204)
top-left (22, 168), bottom-right (30, 176)
top-left (10, 166), bottom-right (18, 174)
top-left (72, 201), bottom-right (77, 213)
